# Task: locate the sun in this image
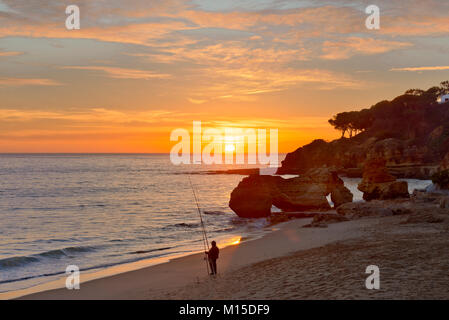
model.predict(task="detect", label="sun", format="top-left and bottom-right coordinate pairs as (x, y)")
top-left (225, 144), bottom-right (235, 153)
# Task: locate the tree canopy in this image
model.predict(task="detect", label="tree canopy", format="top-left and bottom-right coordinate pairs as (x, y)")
top-left (328, 81), bottom-right (449, 139)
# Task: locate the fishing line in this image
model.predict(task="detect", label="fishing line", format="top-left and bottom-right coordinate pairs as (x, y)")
top-left (188, 175), bottom-right (210, 275)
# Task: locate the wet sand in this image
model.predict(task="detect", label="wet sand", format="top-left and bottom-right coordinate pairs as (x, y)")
top-left (12, 216), bottom-right (370, 299)
top-left (158, 215), bottom-right (449, 300)
top-left (11, 213), bottom-right (449, 300)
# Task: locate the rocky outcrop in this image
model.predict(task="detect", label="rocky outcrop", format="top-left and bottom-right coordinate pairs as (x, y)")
top-left (412, 190), bottom-right (448, 203)
top-left (277, 138), bottom-right (364, 175)
top-left (331, 185), bottom-right (353, 207)
top-left (275, 168), bottom-right (352, 211)
top-left (229, 168), bottom-right (353, 218)
top-left (366, 138), bottom-right (428, 166)
top-left (357, 159), bottom-right (409, 200)
top-left (277, 137), bottom-right (438, 177)
top-left (386, 165), bottom-right (438, 180)
top-left (439, 153), bottom-right (449, 171)
top-left (229, 175), bottom-right (282, 218)
top-left (277, 87), bottom-right (449, 178)
top-left (337, 201), bottom-right (396, 218)
top-left (426, 153), bottom-right (449, 191)
top-left (337, 198), bottom-right (448, 220)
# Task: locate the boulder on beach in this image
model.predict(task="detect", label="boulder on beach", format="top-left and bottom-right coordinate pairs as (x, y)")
top-left (358, 158), bottom-right (409, 201)
top-left (229, 167), bottom-right (353, 218)
top-left (331, 184), bottom-right (353, 207)
top-left (229, 175), bottom-right (282, 218)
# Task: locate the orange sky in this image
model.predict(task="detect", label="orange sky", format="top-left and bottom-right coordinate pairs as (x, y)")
top-left (1, 0), bottom-right (449, 153)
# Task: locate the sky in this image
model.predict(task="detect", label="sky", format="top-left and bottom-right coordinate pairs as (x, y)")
top-left (0, 0), bottom-right (449, 153)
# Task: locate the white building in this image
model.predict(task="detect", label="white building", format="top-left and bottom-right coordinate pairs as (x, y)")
top-left (437, 94), bottom-right (449, 104)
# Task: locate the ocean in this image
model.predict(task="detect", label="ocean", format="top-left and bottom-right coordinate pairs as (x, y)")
top-left (0, 154), bottom-right (432, 293)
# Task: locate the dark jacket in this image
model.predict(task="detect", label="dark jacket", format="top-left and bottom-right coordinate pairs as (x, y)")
top-left (207, 246), bottom-right (219, 260)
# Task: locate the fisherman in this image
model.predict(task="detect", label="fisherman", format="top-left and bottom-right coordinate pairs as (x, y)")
top-left (205, 240), bottom-right (219, 275)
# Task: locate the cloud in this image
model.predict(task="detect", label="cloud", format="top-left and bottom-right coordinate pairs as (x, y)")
top-left (390, 66), bottom-right (449, 72)
top-left (0, 0), bottom-right (447, 102)
top-left (141, 41), bottom-right (311, 64)
top-left (59, 66), bottom-right (171, 79)
top-left (0, 50), bottom-right (23, 57)
top-left (0, 108), bottom-right (190, 125)
top-left (185, 66), bottom-right (363, 102)
top-left (0, 0), bottom-right (448, 46)
top-left (130, 39), bottom-right (360, 100)
top-left (188, 98), bottom-right (207, 104)
top-left (209, 116), bottom-right (332, 129)
top-left (0, 78), bottom-right (61, 87)
top-left (0, 107), bottom-right (332, 135)
top-left (321, 37), bottom-right (412, 60)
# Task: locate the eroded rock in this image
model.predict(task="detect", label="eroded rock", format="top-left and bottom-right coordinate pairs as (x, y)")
top-left (229, 175), bottom-right (282, 218)
top-left (229, 168), bottom-right (354, 218)
top-left (358, 158), bottom-right (409, 200)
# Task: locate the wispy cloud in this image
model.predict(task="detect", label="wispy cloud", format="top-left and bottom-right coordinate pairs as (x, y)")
top-left (321, 37), bottom-right (412, 60)
top-left (59, 66), bottom-right (171, 79)
top-left (186, 67), bottom-right (363, 102)
top-left (0, 108), bottom-right (190, 125)
top-left (0, 78), bottom-right (61, 87)
top-left (390, 66), bottom-right (449, 72)
top-left (0, 108), bottom-right (332, 135)
top-left (0, 50), bottom-right (23, 57)
top-left (0, 0), bottom-right (446, 101)
top-left (187, 98), bottom-right (207, 104)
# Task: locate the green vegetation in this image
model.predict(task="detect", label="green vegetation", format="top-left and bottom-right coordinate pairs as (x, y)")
top-left (279, 81), bottom-right (449, 175)
top-left (328, 81), bottom-right (449, 142)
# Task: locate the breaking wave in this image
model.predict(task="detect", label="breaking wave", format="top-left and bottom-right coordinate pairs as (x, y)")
top-left (0, 246), bottom-right (95, 270)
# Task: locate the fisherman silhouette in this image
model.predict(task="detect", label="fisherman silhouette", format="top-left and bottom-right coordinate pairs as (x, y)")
top-left (205, 241), bottom-right (219, 275)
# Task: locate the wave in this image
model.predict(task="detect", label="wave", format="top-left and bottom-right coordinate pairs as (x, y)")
top-left (213, 226), bottom-right (237, 233)
top-left (0, 256), bottom-right (39, 269)
top-left (0, 249), bottom-right (190, 287)
top-left (203, 210), bottom-right (226, 215)
top-left (167, 222), bottom-right (200, 229)
top-left (0, 246), bottom-right (95, 270)
top-left (130, 246), bottom-right (173, 254)
top-left (37, 246), bottom-right (94, 258)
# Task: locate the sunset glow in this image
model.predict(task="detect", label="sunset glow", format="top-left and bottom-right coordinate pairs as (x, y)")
top-left (0, 1), bottom-right (448, 153)
top-left (225, 144), bottom-right (236, 153)
top-left (1, 0), bottom-right (449, 303)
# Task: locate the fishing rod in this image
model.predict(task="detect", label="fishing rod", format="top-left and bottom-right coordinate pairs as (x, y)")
top-left (188, 175), bottom-right (210, 275)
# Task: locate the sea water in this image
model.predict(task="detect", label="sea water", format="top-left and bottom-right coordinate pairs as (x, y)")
top-left (0, 154), bottom-right (431, 293)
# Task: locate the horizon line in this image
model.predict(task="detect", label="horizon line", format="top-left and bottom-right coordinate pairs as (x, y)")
top-left (0, 152), bottom-right (289, 155)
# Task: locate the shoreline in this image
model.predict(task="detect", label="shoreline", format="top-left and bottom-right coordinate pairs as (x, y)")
top-left (0, 219), bottom-right (282, 300)
top-left (163, 214), bottom-right (449, 300)
top-left (8, 216), bottom-right (379, 300)
top-left (0, 228), bottom-right (268, 300)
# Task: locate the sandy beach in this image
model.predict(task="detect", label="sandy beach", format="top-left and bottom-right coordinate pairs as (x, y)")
top-left (161, 215), bottom-right (449, 300)
top-left (7, 210), bottom-right (448, 300)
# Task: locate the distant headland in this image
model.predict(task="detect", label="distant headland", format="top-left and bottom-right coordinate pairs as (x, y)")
top-left (278, 81), bottom-right (449, 179)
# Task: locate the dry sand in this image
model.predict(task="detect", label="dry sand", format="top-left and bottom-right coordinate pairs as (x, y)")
top-left (10, 213), bottom-right (449, 300)
top-left (160, 216), bottom-right (449, 299)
